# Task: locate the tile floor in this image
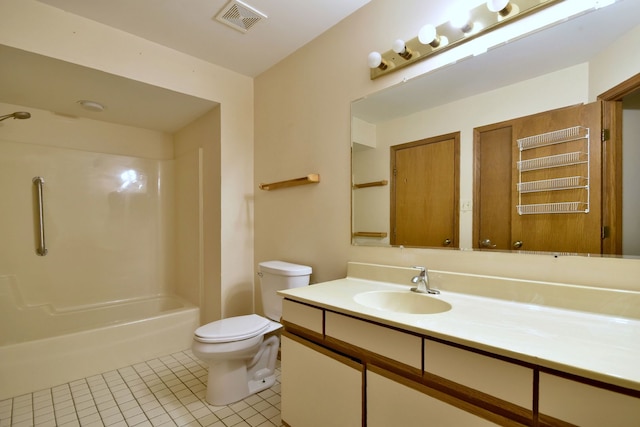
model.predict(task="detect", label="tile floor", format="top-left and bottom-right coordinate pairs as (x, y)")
top-left (0, 350), bottom-right (282, 427)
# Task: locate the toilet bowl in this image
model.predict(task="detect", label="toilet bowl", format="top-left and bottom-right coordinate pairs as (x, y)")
top-left (192, 261), bottom-right (312, 405)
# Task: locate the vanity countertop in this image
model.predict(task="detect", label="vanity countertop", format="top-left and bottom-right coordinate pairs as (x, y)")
top-left (278, 277), bottom-right (640, 392)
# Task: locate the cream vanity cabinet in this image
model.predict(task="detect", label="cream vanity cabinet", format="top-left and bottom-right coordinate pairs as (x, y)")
top-left (281, 300), bottom-right (533, 426)
top-left (280, 299), bottom-right (640, 427)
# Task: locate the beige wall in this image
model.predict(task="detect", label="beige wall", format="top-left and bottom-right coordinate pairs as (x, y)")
top-left (255, 0), bottom-right (640, 295)
top-left (174, 108), bottom-right (223, 322)
top-left (0, 0), bottom-right (255, 321)
top-left (2, 0), bottom-right (638, 323)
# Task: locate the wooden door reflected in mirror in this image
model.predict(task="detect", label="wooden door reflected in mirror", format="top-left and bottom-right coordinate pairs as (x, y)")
top-left (474, 103), bottom-right (603, 254)
top-left (391, 133), bottom-right (459, 248)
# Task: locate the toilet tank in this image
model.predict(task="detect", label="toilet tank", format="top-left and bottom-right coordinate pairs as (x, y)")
top-left (259, 260), bottom-right (312, 321)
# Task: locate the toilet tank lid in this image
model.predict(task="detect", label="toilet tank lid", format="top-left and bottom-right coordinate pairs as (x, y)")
top-left (259, 260), bottom-right (312, 276)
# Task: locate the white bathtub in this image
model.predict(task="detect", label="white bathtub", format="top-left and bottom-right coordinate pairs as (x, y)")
top-left (0, 295), bottom-right (199, 400)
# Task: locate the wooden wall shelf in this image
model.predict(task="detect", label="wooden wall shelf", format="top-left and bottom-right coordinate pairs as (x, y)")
top-left (352, 232), bottom-right (388, 238)
top-left (259, 173), bottom-right (320, 191)
top-left (352, 180), bottom-right (388, 189)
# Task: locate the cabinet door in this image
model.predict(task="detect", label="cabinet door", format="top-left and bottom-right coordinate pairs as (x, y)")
top-left (367, 369), bottom-right (501, 427)
top-left (281, 335), bottom-right (362, 427)
top-left (539, 373), bottom-right (640, 427)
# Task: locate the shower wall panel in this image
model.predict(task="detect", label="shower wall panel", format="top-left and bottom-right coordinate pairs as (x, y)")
top-left (0, 114), bottom-right (176, 309)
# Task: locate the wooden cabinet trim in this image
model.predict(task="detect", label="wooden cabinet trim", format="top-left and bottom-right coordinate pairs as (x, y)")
top-left (282, 330), bottom-right (362, 371)
top-left (324, 335), bottom-right (423, 380)
top-left (281, 319), bottom-right (324, 343)
top-left (368, 364), bottom-right (531, 427)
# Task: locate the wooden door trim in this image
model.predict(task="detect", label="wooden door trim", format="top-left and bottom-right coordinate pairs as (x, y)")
top-left (598, 73), bottom-right (640, 255)
top-left (599, 72), bottom-right (640, 101)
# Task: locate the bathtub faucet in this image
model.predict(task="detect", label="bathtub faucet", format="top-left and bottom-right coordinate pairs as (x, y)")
top-left (410, 266), bottom-right (439, 294)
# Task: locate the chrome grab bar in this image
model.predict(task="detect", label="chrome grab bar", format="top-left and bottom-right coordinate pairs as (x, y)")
top-left (33, 176), bottom-right (48, 256)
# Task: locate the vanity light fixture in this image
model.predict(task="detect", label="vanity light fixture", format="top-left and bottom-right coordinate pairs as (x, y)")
top-left (392, 39), bottom-right (413, 60)
top-left (368, 0), bottom-right (563, 79)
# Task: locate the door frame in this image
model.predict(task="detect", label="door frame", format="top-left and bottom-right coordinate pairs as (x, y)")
top-left (598, 72), bottom-right (640, 255)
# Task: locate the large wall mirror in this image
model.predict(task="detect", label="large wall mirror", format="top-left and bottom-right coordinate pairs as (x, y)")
top-left (351, 0), bottom-right (640, 257)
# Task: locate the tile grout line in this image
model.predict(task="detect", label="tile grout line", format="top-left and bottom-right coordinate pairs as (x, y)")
top-left (0, 350), bottom-right (282, 427)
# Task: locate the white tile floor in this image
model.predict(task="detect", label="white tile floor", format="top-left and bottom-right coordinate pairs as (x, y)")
top-left (0, 351), bottom-right (282, 427)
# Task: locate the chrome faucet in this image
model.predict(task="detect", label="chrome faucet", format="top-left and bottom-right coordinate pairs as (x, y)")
top-left (410, 266), bottom-right (439, 294)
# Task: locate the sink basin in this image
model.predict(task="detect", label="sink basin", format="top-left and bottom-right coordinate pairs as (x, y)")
top-left (353, 290), bottom-right (451, 314)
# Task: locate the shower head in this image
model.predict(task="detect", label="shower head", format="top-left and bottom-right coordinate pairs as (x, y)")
top-left (0, 111), bottom-right (31, 122)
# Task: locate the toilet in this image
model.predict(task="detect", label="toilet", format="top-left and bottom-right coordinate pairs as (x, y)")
top-left (192, 260), bottom-right (312, 405)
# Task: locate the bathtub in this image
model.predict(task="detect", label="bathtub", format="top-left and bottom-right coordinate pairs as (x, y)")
top-left (0, 295), bottom-right (199, 400)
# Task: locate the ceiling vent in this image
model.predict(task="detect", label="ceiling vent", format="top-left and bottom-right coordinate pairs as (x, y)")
top-left (215, 0), bottom-right (267, 33)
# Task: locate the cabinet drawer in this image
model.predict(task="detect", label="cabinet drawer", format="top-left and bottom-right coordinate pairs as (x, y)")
top-left (424, 339), bottom-right (533, 409)
top-left (539, 373), bottom-right (640, 427)
top-left (282, 299), bottom-right (323, 334)
top-left (325, 311), bottom-right (422, 369)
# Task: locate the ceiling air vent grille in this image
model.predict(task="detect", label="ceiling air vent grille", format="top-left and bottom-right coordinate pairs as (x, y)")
top-left (215, 0), bottom-right (267, 33)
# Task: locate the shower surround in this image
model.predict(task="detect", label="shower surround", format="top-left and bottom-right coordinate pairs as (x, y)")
top-left (0, 104), bottom-right (202, 399)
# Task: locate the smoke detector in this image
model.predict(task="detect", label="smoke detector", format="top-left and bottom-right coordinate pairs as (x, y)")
top-left (215, 0), bottom-right (267, 33)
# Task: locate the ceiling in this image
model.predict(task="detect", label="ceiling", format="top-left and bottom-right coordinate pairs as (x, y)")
top-left (0, 44), bottom-right (219, 133)
top-left (0, 0), bottom-right (370, 132)
top-left (35, 0), bottom-right (372, 78)
top-left (2, 0), bottom-right (638, 133)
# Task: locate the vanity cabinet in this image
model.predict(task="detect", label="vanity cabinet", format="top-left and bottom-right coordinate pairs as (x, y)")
top-left (538, 373), bottom-right (640, 427)
top-left (280, 298), bottom-right (640, 427)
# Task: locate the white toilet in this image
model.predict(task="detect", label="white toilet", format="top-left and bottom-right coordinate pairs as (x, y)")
top-left (192, 260), bottom-right (312, 405)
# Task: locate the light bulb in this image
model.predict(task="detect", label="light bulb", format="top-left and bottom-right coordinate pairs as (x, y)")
top-left (487, 0), bottom-right (509, 12)
top-left (487, 0), bottom-right (514, 17)
top-left (418, 24), bottom-right (441, 48)
top-left (392, 39), bottom-right (412, 60)
top-left (451, 9), bottom-right (474, 33)
top-left (367, 51), bottom-right (387, 70)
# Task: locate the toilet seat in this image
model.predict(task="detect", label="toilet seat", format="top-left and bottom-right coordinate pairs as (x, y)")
top-left (194, 314), bottom-right (271, 344)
